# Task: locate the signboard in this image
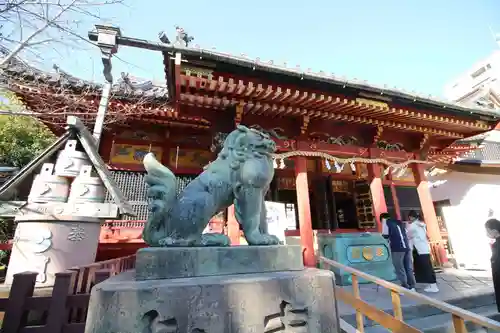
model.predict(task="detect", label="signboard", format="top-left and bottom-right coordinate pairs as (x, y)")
top-left (284, 203), bottom-right (297, 230)
top-left (355, 97), bottom-right (389, 109)
top-left (169, 149), bottom-right (212, 169)
top-left (277, 177), bottom-right (295, 190)
top-left (392, 168), bottom-right (414, 182)
top-left (110, 144), bottom-right (163, 165)
top-left (264, 201), bottom-right (288, 244)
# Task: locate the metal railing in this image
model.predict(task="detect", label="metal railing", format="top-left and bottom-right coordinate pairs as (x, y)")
top-left (319, 256), bottom-right (500, 333)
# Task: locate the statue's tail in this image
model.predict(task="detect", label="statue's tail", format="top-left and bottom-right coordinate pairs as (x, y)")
top-left (142, 153), bottom-right (177, 246)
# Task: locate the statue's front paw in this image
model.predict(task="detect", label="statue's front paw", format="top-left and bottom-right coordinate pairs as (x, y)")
top-left (245, 232), bottom-right (281, 246)
top-left (158, 237), bottom-right (195, 247)
top-left (158, 237), bottom-right (176, 246)
top-left (200, 233), bottom-right (231, 247)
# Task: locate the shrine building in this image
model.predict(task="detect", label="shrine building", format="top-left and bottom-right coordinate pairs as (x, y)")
top-left (3, 26), bottom-right (500, 269)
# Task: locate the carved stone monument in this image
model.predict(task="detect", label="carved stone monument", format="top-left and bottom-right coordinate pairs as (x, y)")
top-left (84, 126), bottom-right (340, 333)
top-left (0, 117), bottom-right (134, 287)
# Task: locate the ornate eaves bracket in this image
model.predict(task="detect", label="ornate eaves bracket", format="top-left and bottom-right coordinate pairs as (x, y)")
top-left (300, 115), bottom-right (310, 135)
top-left (419, 133), bottom-right (431, 160)
top-left (373, 126), bottom-right (384, 145)
top-left (419, 133), bottom-right (431, 150)
top-left (235, 102), bottom-right (244, 126)
top-left (95, 25), bottom-right (121, 83)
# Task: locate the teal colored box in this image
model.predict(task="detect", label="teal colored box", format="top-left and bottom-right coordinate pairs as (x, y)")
top-left (318, 232), bottom-right (397, 286)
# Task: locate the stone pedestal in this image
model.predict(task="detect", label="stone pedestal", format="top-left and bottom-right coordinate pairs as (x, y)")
top-left (85, 245), bottom-right (340, 333)
top-left (6, 215), bottom-right (101, 287)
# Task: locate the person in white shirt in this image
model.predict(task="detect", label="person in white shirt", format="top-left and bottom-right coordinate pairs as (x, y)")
top-left (406, 210), bottom-right (439, 293)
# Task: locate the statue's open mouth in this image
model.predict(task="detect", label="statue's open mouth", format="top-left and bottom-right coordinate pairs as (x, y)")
top-left (254, 139), bottom-right (276, 154)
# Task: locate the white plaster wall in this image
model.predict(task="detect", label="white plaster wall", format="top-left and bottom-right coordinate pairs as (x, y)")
top-left (429, 171), bottom-right (500, 270)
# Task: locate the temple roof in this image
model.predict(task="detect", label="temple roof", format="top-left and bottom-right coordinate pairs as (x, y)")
top-left (456, 130), bottom-right (500, 164)
top-left (148, 39), bottom-right (500, 120)
top-left (0, 60), bottom-right (197, 129)
top-left (1, 62), bottom-right (169, 100)
top-left (177, 47), bottom-right (500, 118)
top-left (87, 30), bottom-right (500, 119)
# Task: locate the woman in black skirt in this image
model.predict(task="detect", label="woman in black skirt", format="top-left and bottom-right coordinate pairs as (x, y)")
top-left (406, 210), bottom-right (439, 293)
top-left (485, 218), bottom-right (500, 312)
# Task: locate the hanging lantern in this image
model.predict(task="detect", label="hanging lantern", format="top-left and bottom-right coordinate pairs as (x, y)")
top-left (325, 159), bottom-right (331, 170)
top-left (279, 159), bottom-right (286, 169)
top-left (273, 159), bottom-right (278, 169)
top-left (350, 162), bottom-right (356, 172)
top-left (175, 146), bottom-right (180, 169)
top-left (334, 161), bottom-right (343, 173)
top-left (396, 166), bottom-right (407, 179)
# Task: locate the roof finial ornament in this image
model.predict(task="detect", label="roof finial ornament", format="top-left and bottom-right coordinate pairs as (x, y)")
top-left (174, 25), bottom-right (194, 47)
top-left (158, 26), bottom-right (195, 47)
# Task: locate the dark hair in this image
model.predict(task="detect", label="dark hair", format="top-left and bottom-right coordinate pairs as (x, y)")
top-left (408, 210), bottom-right (420, 219)
top-left (485, 219), bottom-right (500, 231)
top-left (380, 213), bottom-right (391, 221)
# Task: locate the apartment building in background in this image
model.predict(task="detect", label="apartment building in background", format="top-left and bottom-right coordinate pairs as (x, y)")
top-left (444, 42), bottom-right (500, 110)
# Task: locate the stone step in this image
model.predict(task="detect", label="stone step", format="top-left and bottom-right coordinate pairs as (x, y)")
top-left (362, 304), bottom-right (500, 333)
top-left (341, 291), bottom-right (496, 328)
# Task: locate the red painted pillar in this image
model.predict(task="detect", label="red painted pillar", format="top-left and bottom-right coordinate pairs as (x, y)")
top-left (390, 183), bottom-right (402, 220)
top-left (367, 163), bottom-right (388, 232)
top-left (411, 163), bottom-right (448, 264)
top-left (294, 156), bottom-right (316, 267)
top-left (227, 205), bottom-right (240, 245)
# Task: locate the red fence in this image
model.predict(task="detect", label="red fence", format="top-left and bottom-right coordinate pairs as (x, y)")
top-left (0, 254), bottom-right (136, 333)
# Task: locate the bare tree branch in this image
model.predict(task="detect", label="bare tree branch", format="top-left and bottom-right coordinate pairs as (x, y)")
top-left (1, 67), bottom-right (173, 128)
top-left (0, 0), bottom-right (124, 67)
top-left (0, 0), bottom-right (31, 14)
top-left (0, 0), bottom-right (78, 66)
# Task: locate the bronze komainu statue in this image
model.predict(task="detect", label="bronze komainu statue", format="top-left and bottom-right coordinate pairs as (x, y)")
top-left (142, 125), bottom-right (281, 247)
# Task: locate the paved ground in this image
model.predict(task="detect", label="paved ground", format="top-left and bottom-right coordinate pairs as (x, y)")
top-left (337, 268), bottom-right (495, 316)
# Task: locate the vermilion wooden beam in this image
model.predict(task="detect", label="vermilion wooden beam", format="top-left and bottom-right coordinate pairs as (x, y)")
top-left (297, 140), bottom-right (369, 157)
top-left (227, 205), bottom-right (240, 246)
top-left (174, 52), bottom-right (182, 114)
top-left (411, 163), bottom-right (448, 265)
top-left (390, 184), bottom-right (402, 220)
top-left (178, 73), bottom-right (493, 133)
top-left (367, 162), bottom-right (388, 232)
top-left (294, 156), bottom-right (316, 267)
top-left (275, 138), bottom-right (416, 162)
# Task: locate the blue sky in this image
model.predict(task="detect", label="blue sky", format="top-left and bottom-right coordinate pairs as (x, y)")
top-left (44, 0), bottom-right (500, 97)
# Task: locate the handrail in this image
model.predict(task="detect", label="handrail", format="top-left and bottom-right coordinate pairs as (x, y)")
top-left (67, 254), bottom-right (136, 296)
top-left (320, 256), bottom-right (500, 332)
top-left (75, 253), bottom-right (136, 274)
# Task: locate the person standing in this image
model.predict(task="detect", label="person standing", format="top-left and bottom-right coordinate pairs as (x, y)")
top-left (381, 212), bottom-right (416, 291)
top-left (407, 210), bottom-right (439, 293)
top-left (485, 218), bottom-right (500, 312)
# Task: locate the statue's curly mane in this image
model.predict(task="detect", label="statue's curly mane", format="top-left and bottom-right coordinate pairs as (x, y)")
top-left (217, 125), bottom-right (276, 170)
top-left (142, 124), bottom-right (280, 247)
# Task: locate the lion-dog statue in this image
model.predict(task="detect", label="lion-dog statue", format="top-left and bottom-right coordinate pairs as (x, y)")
top-left (142, 125), bottom-right (281, 247)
